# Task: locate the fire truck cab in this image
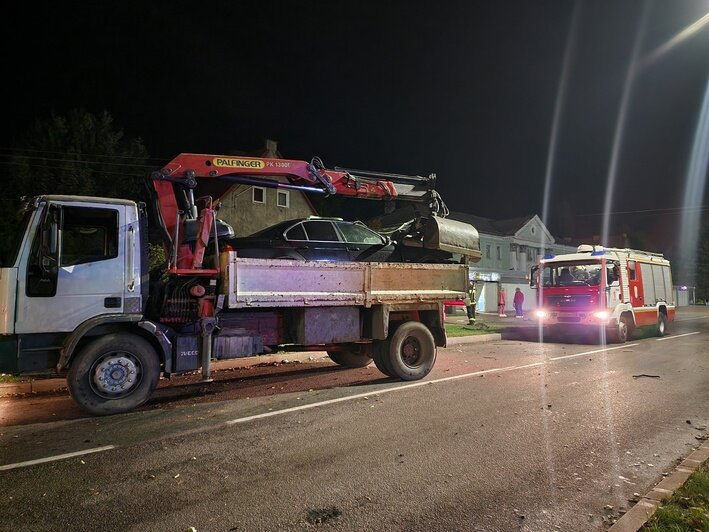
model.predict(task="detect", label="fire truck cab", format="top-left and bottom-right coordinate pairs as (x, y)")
top-left (530, 245), bottom-right (675, 343)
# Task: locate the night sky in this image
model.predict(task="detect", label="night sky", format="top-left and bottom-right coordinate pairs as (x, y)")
top-left (3, 1), bottom-right (708, 251)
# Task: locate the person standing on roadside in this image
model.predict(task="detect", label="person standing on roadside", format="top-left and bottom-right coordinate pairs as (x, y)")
top-left (498, 286), bottom-right (506, 317)
top-left (513, 287), bottom-right (524, 318)
top-left (465, 280), bottom-right (476, 325)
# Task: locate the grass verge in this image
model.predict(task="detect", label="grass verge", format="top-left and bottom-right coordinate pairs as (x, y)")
top-left (640, 458), bottom-right (708, 531)
top-left (445, 323), bottom-right (501, 337)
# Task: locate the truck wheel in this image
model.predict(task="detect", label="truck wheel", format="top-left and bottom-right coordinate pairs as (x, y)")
top-left (67, 332), bottom-right (160, 416)
top-left (327, 345), bottom-right (373, 368)
top-left (384, 322), bottom-right (436, 381)
top-left (656, 313), bottom-right (668, 337)
top-left (608, 317), bottom-right (629, 344)
top-left (372, 340), bottom-right (395, 378)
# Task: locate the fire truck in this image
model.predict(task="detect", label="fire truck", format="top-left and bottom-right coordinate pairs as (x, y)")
top-left (530, 244), bottom-right (675, 342)
top-left (0, 153), bottom-right (480, 414)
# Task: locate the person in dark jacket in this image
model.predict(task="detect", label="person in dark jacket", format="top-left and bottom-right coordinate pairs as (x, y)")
top-left (513, 287), bottom-right (524, 318)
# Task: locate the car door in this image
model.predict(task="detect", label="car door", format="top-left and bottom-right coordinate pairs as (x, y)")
top-left (298, 221), bottom-right (350, 261)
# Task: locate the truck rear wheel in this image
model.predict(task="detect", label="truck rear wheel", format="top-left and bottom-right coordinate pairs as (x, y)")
top-left (372, 340), bottom-right (395, 378)
top-left (327, 345), bottom-right (373, 368)
top-left (383, 322), bottom-right (436, 381)
top-left (67, 332), bottom-right (160, 416)
top-left (656, 313), bottom-right (668, 336)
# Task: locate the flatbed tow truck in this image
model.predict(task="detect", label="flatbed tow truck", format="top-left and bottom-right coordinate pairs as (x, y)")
top-left (0, 153), bottom-right (480, 414)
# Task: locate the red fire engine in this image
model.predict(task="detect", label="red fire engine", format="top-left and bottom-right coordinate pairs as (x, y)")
top-left (530, 245), bottom-right (675, 342)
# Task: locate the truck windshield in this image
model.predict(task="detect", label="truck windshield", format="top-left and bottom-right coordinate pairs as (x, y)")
top-left (543, 261), bottom-right (610, 287)
top-left (0, 206), bottom-right (31, 268)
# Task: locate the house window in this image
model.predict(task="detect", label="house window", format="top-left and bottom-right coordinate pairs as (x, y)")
top-left (485, 244), bottom-right (491, 259)
top-left (496, 246), bottom-right (501, 260)
top-left (276, 190), bottom-right (290, 208)
top-left (252, 187), bottom-right (265, 204)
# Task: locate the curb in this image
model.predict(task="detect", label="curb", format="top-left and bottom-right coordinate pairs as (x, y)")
top-left (0, 333), bottom-right (502, 397)
top-left (608, 440), bottom-right (709, 531)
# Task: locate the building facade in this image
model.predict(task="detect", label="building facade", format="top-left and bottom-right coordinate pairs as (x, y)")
top-left (448, 213), bottom-right (577, 313)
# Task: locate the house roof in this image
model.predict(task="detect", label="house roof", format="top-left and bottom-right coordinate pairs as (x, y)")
top-left (447, 212), bottom-right (536, 237)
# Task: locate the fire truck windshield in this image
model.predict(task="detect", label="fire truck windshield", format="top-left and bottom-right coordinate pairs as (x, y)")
top-left (542, 261), bottom-right (614, 287)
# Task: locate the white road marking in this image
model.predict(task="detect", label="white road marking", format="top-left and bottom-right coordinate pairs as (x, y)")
top-left (3, 328), bottom-right (703, 471)
top-left (0, 445), bottom-right (116, 472)
top-left (656, 331), bottom-right (701, 341)
top-left (674, 316), bottom-right (709, 322)
top-left (550, 344), bottom-right (639, 361)
top-left (227, 346), bottom-right (640, 426)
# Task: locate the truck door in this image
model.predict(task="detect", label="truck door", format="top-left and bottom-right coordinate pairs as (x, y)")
top-left (14, 203), bottom-right (127, 334)
top-left (627, 260), bottom-right (644, 307)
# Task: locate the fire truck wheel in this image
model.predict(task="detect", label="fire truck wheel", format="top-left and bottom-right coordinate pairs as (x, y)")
top-left (327, 345), bottom-right (373, 368)
top-left (68, 333), bottom-right (160, 416)
top-left (609, 317), bottom-right (629, 344)
top-left (385, 322), bottom-right (436, 381)
top-left (372, 340), bottom-right (395, 377)
top-left (656, 313), bottom-right (668, 337)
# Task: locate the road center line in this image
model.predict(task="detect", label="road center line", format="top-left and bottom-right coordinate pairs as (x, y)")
top-left (656, 331), bottom-right (701, 341)
top-left (550, 343), bottom-right (639, 361)
top-left (2, 334), bottom-right (692, 471)
top-left (0, 445), bottom-right (116, 472)
top-left (227, 345), bottom-right (638, 426)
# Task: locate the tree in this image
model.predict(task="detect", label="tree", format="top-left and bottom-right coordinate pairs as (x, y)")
top-left (0, 109), bottom-right (150, 264)
top-left (8, 108), bottom-right (149, 200)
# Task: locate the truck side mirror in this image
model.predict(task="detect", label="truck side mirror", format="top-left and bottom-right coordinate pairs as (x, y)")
top-left (530, 265), bottom-right (538, 289)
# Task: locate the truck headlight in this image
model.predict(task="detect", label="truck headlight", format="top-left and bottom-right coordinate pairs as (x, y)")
top-left (534, 309), bottom-right (548, 319)
top-left (593, 310), bottom-right (610, 321)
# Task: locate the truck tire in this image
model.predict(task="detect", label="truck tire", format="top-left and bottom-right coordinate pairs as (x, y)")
top-left (372, 340), bottom-right (395, 378)
top-left (656, 313), bottom-right (668, 337)
top-left (327, 345), bottom-right (373, 368)
top-left (67, 332), bottom-right (160, 416)
top-left (383, 322), bottom-right (436, 381)
top-left (608, 316), bottom-right (629, 344)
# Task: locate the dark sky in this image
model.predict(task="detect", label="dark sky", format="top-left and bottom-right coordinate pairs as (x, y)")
top-left (3, 0), bottom-right (708, 249)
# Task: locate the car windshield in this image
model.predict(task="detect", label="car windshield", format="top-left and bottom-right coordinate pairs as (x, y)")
top-left (543, 261), bottom-right (616, 287)
top-left (0, 204), bottom-right (32, 268)
top-left (336, 222), bottom-right (384, 244)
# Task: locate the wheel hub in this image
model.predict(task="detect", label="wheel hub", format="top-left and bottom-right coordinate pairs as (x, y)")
top-left (401, 337), bottom-right (421, 366)
top-left (93, 354), bottom-right (140, 396)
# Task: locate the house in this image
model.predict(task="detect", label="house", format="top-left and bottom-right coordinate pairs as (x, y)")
top-left (447, 212), bottom-right (577, 313)
top-left (217, 140), bottom-right (318, 237)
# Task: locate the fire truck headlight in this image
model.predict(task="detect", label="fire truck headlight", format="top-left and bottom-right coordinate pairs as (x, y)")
top-left (534, 309), bottom-right (548, 319)
top-left (593, 310), bottom-right (610, 321)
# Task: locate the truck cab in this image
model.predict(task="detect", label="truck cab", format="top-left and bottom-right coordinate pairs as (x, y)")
top-left (0, 196), bottom-right (145, 374)
top-left (530, 245), bottom-right (674, 342)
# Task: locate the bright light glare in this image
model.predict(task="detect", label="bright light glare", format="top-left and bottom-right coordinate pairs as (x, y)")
top-left (642, 13), bottom-right (709, 69)
top-left (593, 310), bottom-right (610, 320)
top-left (534, 309), bottom-right (548, 319)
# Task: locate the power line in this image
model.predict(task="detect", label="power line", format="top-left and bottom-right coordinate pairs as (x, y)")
top-left (0, 153), bottom-right (158, 169)
top-left (0, 146), bottom-right (168, 163)
top-left (576, 205), bottom-right (709, 217)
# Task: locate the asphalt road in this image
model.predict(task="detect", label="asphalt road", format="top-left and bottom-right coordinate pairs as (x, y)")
top-left (0, 308), bottom-right (707, 531)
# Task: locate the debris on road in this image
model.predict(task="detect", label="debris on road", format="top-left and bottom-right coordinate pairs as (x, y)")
top-left (632, 374), bottom-right (661, 379)
top-left (306, 506), bottom-right (342, 525)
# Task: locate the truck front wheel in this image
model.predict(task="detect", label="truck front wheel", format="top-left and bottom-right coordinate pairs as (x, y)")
top-left (383, 322), bottom-right (436, 381)
top-left (327, 345), bottom-right (373, 368)
top-left (67, 332), bottom-right (160, 416)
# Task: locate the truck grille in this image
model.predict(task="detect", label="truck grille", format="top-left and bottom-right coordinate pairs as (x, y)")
top-left (547, 295), bottom-right (592, 309)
